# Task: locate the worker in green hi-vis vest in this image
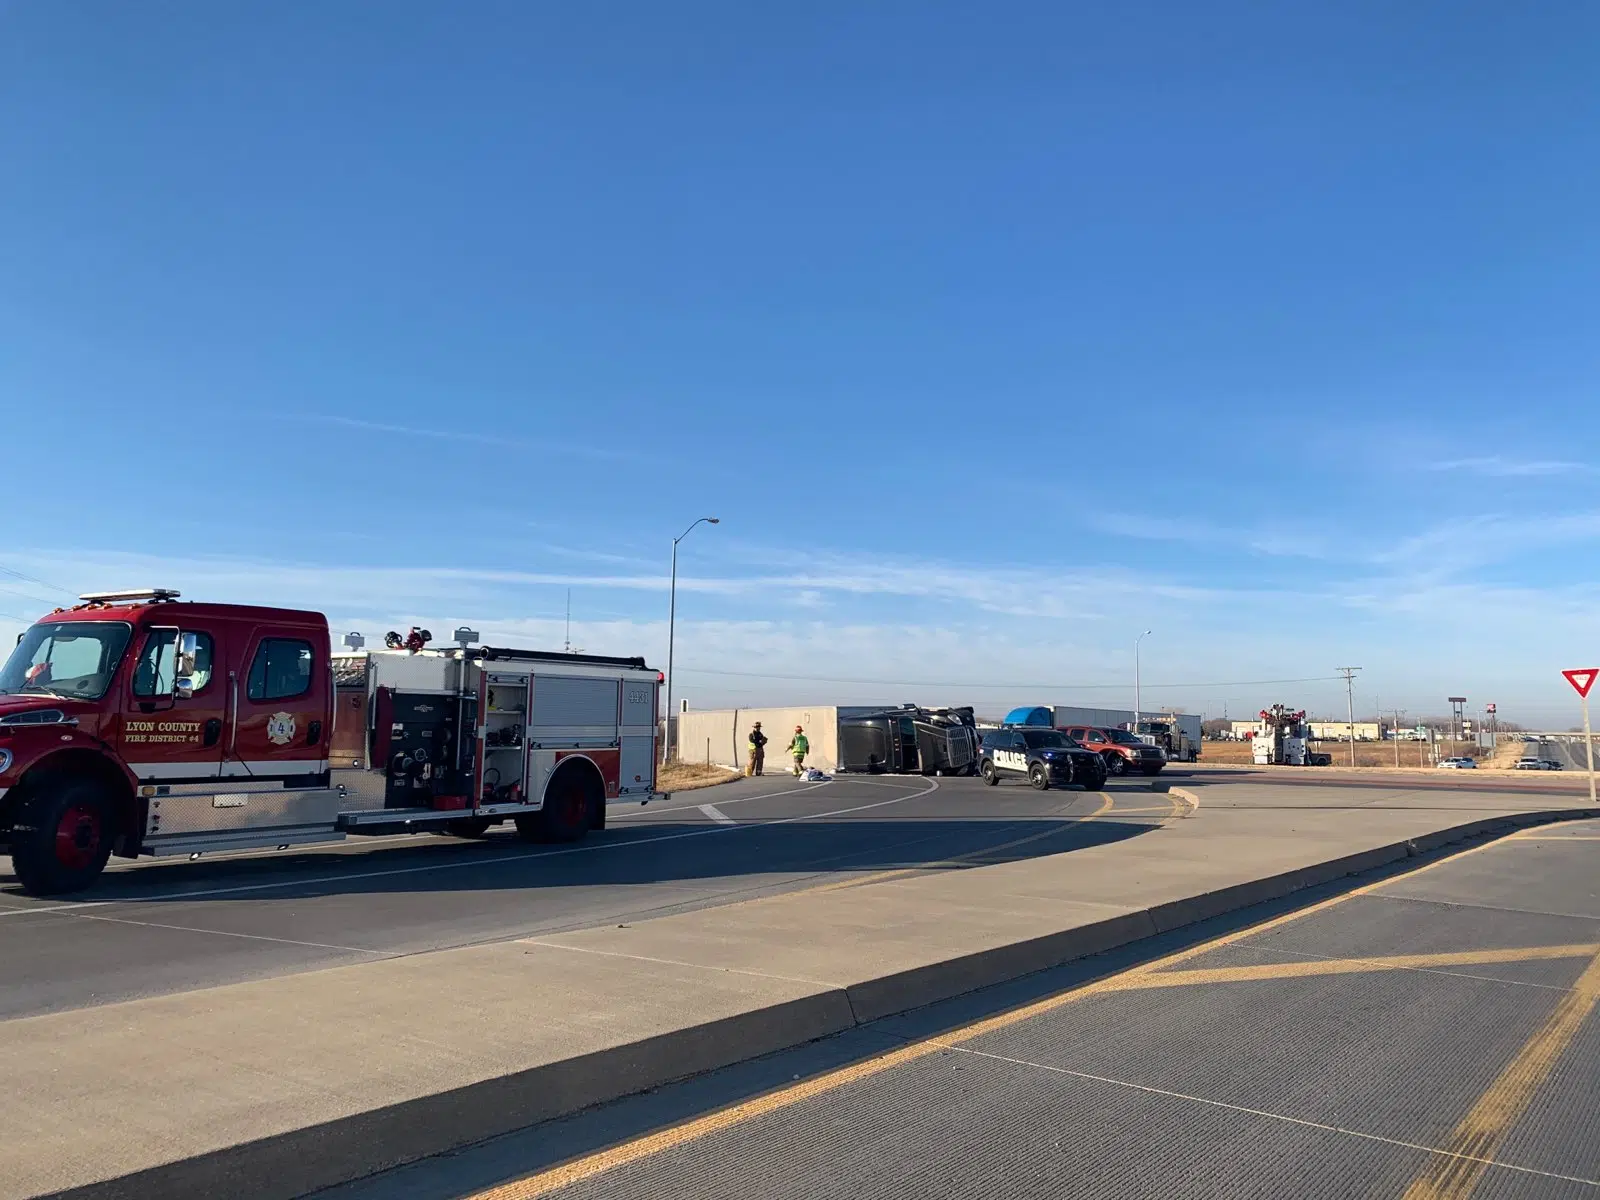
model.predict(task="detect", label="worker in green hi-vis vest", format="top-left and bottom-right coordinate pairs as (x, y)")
top-left (788, 725), bottom-right (810, 776)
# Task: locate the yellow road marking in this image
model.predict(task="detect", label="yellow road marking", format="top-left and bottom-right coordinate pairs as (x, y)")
top-left (1109, 944), bottom-right (1600, 991)
top-left (1400, 945), bottom-right (1600, 1199)
top-left (476, 824), bottom-right (1591, 1198)
top-left (466, 826), bottom-right (1532, 1200)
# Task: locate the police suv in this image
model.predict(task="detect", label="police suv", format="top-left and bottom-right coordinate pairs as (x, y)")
top-left (979, 727), bottom-right (1108, 790)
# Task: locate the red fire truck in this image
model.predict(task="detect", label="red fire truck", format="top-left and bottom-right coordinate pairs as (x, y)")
top-left (0, 589), bottom-right (662, 894)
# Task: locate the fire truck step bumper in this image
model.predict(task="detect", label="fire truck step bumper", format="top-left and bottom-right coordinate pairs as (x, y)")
top-left (144, 828), bottom-right (348, 857)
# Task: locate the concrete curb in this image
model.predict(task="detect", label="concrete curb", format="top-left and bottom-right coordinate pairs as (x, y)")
top-left (46, 804), bottom-right (1599, 1200)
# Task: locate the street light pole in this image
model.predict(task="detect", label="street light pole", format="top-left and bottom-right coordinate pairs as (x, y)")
top-left (1134, 630), bottom-right (1152, 733)
top-left (663, 517), bottom-right (719, 764)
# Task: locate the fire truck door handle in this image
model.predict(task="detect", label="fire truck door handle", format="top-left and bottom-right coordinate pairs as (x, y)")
top-left (306, 720), bottom-right (322, 747)
top-left (203, 718), bottom-right (222, 747)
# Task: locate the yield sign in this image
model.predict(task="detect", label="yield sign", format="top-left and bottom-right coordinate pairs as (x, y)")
top-left (1563, 668), bottom-right (1599, 698)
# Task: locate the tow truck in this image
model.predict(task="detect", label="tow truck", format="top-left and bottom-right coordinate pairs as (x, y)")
top-left (0, 590), bottom-right (661, 894)
top-left (1250, 705), bottom-right (1333, 766)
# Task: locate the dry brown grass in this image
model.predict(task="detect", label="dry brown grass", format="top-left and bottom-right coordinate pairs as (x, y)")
top-left (657, 760), bottom-right (744, 792)
top-left (1200, 739), bottom-right (1476, 768)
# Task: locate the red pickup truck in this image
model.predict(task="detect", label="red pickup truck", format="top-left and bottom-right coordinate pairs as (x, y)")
top-left (1060, 725), bottom-right (1167, 776)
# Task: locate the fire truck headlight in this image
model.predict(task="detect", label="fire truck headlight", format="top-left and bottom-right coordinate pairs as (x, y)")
top-left (0, 749), bottom-right (12, 775)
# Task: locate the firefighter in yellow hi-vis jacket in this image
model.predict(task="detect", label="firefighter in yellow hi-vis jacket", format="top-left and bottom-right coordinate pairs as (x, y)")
top-left (788, 725), bottom-right (810, 776)
top-left (746, 722), bottom-right (768, 776)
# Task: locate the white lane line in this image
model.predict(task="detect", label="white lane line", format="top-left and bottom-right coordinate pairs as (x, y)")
top-left (0, 779), bottom-right (939, 911)
top-left (943, 1044), bottom-right (1600, 1189)
top-left (614, 781), bottom-right (832, 818)
top-left (22, 909), bottom-right (386, 955)
top-left (698, 804), bottom-right (736, 825)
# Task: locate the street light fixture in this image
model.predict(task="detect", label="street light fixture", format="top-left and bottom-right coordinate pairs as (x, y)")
top-left (1134, 630), bottom-right (1152, 733)
top-left (664, 517), bottom-right (720, 763)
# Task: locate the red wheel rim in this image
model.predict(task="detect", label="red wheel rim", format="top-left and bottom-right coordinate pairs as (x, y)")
top-left (562, 783), bottom-right (586, 825)
top-left (55, 804), bottom-right (102, 870)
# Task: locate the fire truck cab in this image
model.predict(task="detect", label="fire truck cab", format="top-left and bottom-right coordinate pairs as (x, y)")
top-left (0, 590), bottom-right (661, 894)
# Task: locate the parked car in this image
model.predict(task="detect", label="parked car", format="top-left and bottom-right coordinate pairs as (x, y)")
top-left (1060, 725), bottom-right (1166, 776)
top-left (1515, 755), bottom-right (1553, 770)
top-left (979, 728), bottom-right (1107, 791)
top-left (1437, 757), bottom-right (1478, 769)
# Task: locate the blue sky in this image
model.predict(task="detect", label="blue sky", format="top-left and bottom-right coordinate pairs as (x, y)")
top-left (2, 1), bottom-right (1597, 726)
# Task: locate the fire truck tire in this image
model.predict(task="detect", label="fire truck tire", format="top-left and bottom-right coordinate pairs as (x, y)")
top-left (516, 766), bottom-right (597, 843)
top-left (445, 818), bottom-right (493, 838)
top-left (10, 777), bottom-right (116, 895)
top-left (1102, 753), bottom-right (1127, 776)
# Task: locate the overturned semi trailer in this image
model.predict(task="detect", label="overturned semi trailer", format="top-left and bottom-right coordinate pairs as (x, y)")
top-left (837, 705), bottom-right (979, 775)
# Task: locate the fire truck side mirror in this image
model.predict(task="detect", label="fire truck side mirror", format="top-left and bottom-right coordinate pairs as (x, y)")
top-left (173, 632), bottom-right (201, 697)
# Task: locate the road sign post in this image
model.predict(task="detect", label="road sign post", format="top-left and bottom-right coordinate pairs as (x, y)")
top-left (1562, 669), bottom-right (1599, 806)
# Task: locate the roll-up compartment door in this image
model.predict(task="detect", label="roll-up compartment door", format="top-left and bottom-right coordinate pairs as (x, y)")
top-left (530, 675), bottom-right (621, 742)
top-left (620, 677), bottom-right (656, 730)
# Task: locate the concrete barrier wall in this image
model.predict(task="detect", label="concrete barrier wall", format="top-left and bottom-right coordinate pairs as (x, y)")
top-left (677, 707), bottom-right (840, 773)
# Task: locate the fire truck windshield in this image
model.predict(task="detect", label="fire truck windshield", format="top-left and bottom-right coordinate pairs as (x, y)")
top-left (0, 621), bottom-right (133, 701)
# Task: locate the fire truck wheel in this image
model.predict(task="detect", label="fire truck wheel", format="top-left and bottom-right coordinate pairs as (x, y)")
top-left (11, 777), bottom-right (116, 895)
top-left (1028, 763), bottom-right (1050, 791)
top-left (445, 818), bottom-right (492, 838)
top-left (517, 767), bottom-right (596, 843)
top-left (1102, 753), bottom-right (1126, 776)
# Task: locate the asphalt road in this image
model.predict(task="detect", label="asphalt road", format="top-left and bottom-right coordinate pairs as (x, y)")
top-left (0, 773), bottom-right (1178, 1021)
top-left (333, 817), bottom-right (1600, 1200)
top-left (1514, 736), bottom-right (1599, 774)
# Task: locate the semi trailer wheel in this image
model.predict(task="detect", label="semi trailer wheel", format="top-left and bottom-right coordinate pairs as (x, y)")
top-left (10, 777), bottom-right (116, 895)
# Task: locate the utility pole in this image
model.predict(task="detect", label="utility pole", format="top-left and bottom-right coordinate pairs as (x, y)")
top-left (1336, 667), bottom-right (1362, 767)
top-left (1392, 709), bottom-right (1405, 768)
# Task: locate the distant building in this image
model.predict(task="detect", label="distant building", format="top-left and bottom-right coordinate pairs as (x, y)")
top-left (1307, 721), bottom-right (1382, 742)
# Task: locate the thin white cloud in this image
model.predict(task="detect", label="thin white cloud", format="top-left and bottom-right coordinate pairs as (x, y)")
top-left (290, 414), bottom-right (636, 461)
top-left (1427, 456), bottom-right (1589, 477)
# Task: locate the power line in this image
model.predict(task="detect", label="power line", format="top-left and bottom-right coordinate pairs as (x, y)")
top-left (675, 666), bottom-right (1346, 691)
top-left (0, 585), bottom-right (59, 609)
top-left (0, 564), bottom-right (72, 597)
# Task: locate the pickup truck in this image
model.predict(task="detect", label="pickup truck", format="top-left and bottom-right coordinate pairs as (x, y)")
top-left (1059, 725), bottom-right (1166, 776)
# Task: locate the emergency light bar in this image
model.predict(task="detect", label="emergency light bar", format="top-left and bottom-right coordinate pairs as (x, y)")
top-left (78, 588), bottom-right (182, 604)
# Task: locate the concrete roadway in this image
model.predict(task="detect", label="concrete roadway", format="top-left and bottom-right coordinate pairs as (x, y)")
top-left (0, 773), bottom-right (1177, 1020)
top-left (0, 768), bottom-right (1582, 1022)
top-left (332, 817), bottom-right (1600, 1200)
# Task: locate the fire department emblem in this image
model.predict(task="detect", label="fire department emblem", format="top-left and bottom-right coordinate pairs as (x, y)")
top-left (266, 712), bottom-right (296, 746)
